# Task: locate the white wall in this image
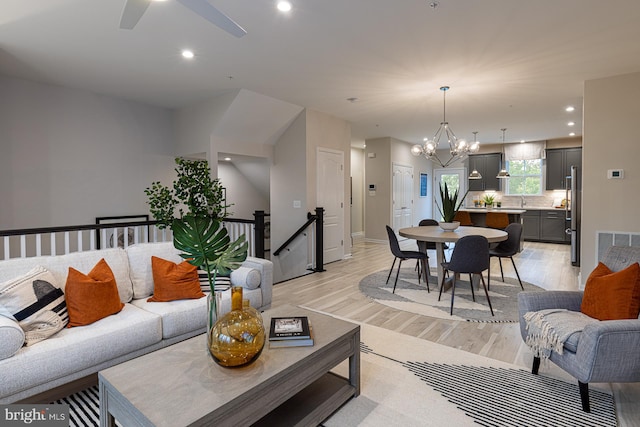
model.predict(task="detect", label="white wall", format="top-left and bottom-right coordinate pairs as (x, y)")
top-left (582, 71), bottom-right (640, 281)
top-left (0, 75), bottom-right (175, 228)
top-left (350, 148), bottom-right (365, 237)
top-left (217, 162), bottom-right (269, 219)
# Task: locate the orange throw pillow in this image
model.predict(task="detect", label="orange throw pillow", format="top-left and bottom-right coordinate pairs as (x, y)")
top-left (147, 256), bottom-right (205, 302)
top-left (65, 258), bottom-right (124, 327)
top-left (581, 262), bottom-right (640, 320)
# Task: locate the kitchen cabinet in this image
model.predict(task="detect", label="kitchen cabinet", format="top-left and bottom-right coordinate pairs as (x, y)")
top-left (540, 210), bottom-right (569, 243)
top-left (522, 209), bottom-right (570, 243)
top-left (522, 210), bottom-right (540, 241)
top-left (468, 153), bottom-right (502, 191)
top-left (546, 148), bottom-right (582, 190)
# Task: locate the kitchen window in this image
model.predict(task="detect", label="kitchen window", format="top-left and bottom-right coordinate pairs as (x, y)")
top-left (505, 159), bottom-right (542, 195)
top-left (503, 141), bottom-right (545, 196)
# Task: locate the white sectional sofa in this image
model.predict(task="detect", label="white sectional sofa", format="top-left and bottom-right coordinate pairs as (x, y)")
top-left (0, 242), bottom-right (273, 403)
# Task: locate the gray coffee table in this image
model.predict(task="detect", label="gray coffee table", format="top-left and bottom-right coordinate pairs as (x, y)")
top-left (99, 305), bottom-right (360, 426)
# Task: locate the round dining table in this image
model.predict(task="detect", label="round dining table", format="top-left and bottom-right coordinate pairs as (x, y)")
top-left (398, 225), bottom-right (508, 289)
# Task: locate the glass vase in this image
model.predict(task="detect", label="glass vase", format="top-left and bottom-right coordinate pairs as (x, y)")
top-left (208, 286), bottom-right (265, 367)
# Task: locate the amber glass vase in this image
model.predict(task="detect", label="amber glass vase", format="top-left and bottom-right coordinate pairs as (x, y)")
top-left (208, 287), bottom-right (265, 367)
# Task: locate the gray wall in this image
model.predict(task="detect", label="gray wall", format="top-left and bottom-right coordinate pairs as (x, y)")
top-left (271, 111), bottom-right (309, 281)
top-left (0, 75), bottom-right (175, 228)
top-left (582, 71), bottom-right (640, 284)
top-left (217, 162), bottom-right (269, 219)
top-left (364, 137), bottom-right (434, 241)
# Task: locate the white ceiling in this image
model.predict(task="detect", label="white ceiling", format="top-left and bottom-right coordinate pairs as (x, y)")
top-left (3, 0), bottom-right (640, 147)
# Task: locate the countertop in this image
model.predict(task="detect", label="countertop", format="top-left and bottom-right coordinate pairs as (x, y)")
top-left (460, 208), bottom-right (526, 214)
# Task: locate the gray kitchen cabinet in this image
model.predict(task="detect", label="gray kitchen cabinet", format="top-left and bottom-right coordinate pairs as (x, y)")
top-left (522, 209), bottom-right (570, 243)
top-left (545, 147), bottom-right (582, 190)
top-left (468, 153), bottom-right (502, 191)
top-left (540, 210), bottom-right (568, 242)
top-left (522, 210), bottom-right (540, 241)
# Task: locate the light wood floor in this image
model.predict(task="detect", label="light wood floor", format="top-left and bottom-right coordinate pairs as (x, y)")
top-left (271, 239), bottom-right (640, 427)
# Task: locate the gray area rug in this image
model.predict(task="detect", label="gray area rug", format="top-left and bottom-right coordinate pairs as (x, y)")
top-left (359, 267), bottom-right (545, 322)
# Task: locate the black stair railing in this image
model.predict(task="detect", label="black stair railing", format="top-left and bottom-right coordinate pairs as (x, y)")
top-left (273, 207), bottom-right (325, 272)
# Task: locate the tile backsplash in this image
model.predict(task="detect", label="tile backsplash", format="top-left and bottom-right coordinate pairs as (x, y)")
top-left (467, 191), bottom-right (568, 208)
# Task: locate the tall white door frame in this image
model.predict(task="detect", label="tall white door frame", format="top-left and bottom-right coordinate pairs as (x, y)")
top-left (317, 148), bottom-right (344, 264)
top-left (392, 163), bottom-right (413, 233)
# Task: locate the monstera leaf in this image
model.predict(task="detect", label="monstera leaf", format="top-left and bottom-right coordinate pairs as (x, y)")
top-left (172, 215), bottom-right (248, 292)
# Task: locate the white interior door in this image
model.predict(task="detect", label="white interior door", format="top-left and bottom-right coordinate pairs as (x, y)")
top-left (317, 148), bottom-right (344, 264)
top-left (392, 163), bottom-right (413, 232)
top-left (433, 168), bottom-right (467, 221)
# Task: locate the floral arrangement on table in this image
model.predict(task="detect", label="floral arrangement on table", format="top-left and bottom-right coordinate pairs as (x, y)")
top-left (437, 182), bottom-right (469, 223)
top-left (144, 158), bottom-right (248, 327)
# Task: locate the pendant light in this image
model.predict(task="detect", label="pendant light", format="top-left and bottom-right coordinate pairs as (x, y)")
top-left (496, 128), bottom-right (511, 179)
top-left (411, 86), bottom-right (480, 167)
top-left (468, 131), bottom-right (482, 179)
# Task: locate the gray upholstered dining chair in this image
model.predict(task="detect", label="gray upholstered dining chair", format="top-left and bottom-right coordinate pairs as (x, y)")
top-left (518, 245), bottom-right (640, 412)
top-left (438, 235), bottom-right (494, 316)
top-left (385, 225), bottom-right (429, 293)
top-left (488, 222), bottom-right (524, 290)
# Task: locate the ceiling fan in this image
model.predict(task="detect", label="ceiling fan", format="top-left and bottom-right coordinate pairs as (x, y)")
top-left (119, 0), bottom-right (247, 38)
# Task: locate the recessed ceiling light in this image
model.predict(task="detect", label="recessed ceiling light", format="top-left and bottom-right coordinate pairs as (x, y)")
top-left (277, 1), bottom-right (292, 12)
top-left (224, 157), bottom-right (232, 161)
top-left (181, 49), bottom-right (194, 59)
top-left (520, 140), bottom-right (525, 143)
top-left (565, 106), bottom-right (575, 112)
top-left (569, 132), bottom-right (576, 137)
top-left (567, 121), bottom-right (575, 127)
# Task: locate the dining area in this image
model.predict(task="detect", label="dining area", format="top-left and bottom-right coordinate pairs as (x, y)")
top-left (389, 221), bottom-right (523, 317)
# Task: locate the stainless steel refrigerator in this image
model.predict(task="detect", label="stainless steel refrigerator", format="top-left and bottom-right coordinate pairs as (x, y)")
top-left (566, 165), bottom-right (581, 266)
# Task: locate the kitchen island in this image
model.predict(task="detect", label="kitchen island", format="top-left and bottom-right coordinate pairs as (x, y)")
top-left (459, 207), bottom-right (526, 228)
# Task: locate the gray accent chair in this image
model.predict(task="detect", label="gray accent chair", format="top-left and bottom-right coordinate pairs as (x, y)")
top-left (518, 245), bottom-right (640, 412)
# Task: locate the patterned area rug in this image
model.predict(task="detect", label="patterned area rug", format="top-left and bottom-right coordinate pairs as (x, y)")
top-left (323, 322), bottom-right (617, 427)
top-left (359, 267), bottom-right (545, 322)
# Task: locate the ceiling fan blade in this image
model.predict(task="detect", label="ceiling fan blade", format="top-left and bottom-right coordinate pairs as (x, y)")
top-left (177, 0), bottom-right (247, 38)
top-left (120, 0), bottom-right (151, 30)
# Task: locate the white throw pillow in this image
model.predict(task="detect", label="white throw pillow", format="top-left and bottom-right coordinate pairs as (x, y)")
top-left (0, 266), bottom-right (68, 346)
top-left (231, 267), bottom-right (261, 290)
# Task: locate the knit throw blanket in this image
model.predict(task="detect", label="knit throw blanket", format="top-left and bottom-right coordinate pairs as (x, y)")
top-left (523, 309), bottom-right (597, 359)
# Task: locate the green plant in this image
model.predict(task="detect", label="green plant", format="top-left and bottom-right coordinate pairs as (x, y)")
top-left (145, 158), bottom-right (247, 319)
top-left (483, 194), bottom-right (496, 206)
top-left (144, 158), bottom-right (230, 229)
top-left (437, 182), bottom-right (469, 223)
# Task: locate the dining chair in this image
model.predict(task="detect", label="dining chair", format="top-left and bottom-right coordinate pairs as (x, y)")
top-left (414, 219), bottom-right (443, 283)
top-left (488, 223), bottom-right (524, 290)
top-left (385, 226), bottom-right (429, 293)
top-left (438, 235), bottom-right (494, 316)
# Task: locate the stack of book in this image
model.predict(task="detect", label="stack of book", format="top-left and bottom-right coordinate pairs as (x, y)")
top-left (268, 316), bottom-right (314, 348)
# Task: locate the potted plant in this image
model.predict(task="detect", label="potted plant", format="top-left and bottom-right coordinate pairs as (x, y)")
top-left (437, 182), bottom-right (469, 230)
top-left (483, 194), bottom-right (496, 209)
top-left (144, 158), bottom-right (248, 327)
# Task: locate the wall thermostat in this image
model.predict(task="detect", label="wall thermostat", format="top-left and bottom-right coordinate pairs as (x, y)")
top-left (368, 184), bottom-right (376, 191)
top-left (607, 169), bottom-right (624, 179)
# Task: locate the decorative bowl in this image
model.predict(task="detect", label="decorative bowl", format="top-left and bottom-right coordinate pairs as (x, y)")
top-left (438, 221), bottom-right (460, 231)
